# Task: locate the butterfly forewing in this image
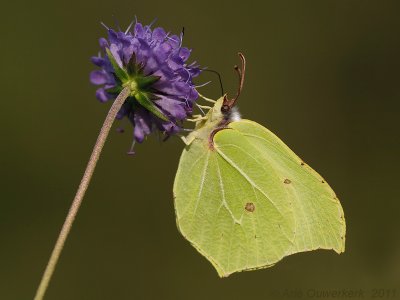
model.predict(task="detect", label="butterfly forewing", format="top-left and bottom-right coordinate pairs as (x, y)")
top-left (227, 120), bottom-right (346, 254)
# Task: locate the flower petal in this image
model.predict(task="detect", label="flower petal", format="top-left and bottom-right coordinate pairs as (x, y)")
top-left (116, 102), bottom-right (130, 119)
top-left (91, 56), bottom-right (106, 67)
top-left (132, 108), bottom-right (152, 142)
top-left (188, 87), bottom-right (199, 101)
top-left (152, 27), bottom-right (167, 42)
top-left (134, 23), bottom-right (144, 38)
top-left (109, 44), bottom-right (123, 68)
top-left (95, 88), bottom-right (112, 102)
top-left (167, 35), bottom-right (180, 49)
top-left (90, 70), bottom-right (108, 85)
top-left (159, 121), bottom-right (181, 135)
top-left (154, 96), bottom-right (187, 119)
top-left (99, 38), bottom-right (108, 49)
top-left (179, 47), bottom-right (191, 61)
top-left (153, 43), bottom-right (172, 63)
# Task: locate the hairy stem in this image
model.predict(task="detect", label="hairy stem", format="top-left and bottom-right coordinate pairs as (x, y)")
top-left (34, 87), bottom-right (131, 300)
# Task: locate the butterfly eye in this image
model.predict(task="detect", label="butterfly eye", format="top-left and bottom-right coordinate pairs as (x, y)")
top-left (221, 104), bottom-right (230, 113)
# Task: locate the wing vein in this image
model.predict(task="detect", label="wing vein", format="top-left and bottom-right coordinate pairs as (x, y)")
top-left (216, 145), bottom-right (286, 218)
top-left (193, 151), bottom-right (211, 216)
top-left (215, 156), bottom-right (242, 224)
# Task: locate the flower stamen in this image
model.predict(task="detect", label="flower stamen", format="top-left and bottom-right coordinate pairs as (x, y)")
top-left (195, 81), bottom-right (212, 88)
top-left (127, 139), bottom-right (136, 155)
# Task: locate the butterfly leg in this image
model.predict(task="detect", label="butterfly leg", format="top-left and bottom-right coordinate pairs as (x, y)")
top-left (186, 116), bottom-right (208, 122)
top-left (195, 103), bottom-right (213, 116)
top-left (195, 103), bottom-right (206, 116)
top-left (180, 135), bottom-right (195, 146)
top-left (196, 104), bottom-right (212, 110)
top-left (198, 92), bottom-right (216, 103)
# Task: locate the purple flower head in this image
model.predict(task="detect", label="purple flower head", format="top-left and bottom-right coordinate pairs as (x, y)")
top-left (90, 21), bottom-right (201, 143)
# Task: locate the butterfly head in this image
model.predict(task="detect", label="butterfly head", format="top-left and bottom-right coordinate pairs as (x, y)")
top-left (185, 53), bottom-right (246, 143)
top-left (204, 53), bottom-right (246, 125)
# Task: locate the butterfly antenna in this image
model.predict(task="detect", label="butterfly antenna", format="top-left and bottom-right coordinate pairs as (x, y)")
top-left (233, 52), bottom-right (246, 105)
top-left (222, 52), bottom-right (246, 111)
top-left (201, 69), bottom-right (224, 96)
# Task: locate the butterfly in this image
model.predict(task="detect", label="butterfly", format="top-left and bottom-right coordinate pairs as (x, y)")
top-left (173, 53), bottom-right (346, 277)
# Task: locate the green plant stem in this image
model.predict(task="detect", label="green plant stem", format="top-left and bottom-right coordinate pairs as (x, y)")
top-left (34, 87), bottom-right (131, 300)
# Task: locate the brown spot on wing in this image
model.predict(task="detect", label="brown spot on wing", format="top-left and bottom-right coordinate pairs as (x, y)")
top-left (245, 202), bottom-right (255, 212)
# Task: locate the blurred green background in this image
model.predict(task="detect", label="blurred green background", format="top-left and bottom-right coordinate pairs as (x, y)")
top-left (1, 0), bottom-right (399, 299)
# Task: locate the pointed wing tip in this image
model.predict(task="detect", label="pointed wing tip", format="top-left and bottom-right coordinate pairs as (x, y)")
top-left (216, 271), bottom-right (230, 278)
top-left (336, 243), bottom-right (346, 254)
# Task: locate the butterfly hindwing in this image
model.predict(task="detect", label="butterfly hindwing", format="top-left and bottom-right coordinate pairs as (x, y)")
top-left (174, 124), bottom-right (300, 277)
